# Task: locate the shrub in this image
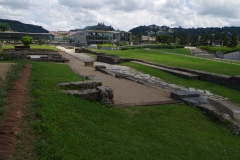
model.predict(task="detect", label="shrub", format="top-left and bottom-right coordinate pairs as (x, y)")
top-left (22, 36), bottom-right (33, 46)
top-left (38, 38), bottom-right (44, 45)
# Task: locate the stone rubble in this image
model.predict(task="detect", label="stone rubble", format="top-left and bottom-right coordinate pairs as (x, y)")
top-left (94, 62), bottom-right (227, 101)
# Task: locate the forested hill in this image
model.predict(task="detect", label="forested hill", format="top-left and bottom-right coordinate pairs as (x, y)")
top-left (129, 25), bottom-right (172, 35)
top-left (0, 19), bottom-right (48, 33)
top-left (172, 26), bottom-right (240, 35)
top-left (129, 24), bottom-right (240, 36)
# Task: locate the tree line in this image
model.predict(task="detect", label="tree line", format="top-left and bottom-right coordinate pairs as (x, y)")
top-left (155, 30), bottom-right (238, 47)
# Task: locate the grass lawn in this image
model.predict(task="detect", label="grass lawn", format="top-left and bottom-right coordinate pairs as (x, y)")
top-left (91, 49), bottom-right (240, 76)
top-left (22, 62), bottom-right (240, 160)
top-left (152, 48), bottom-right (192, 55)
top-left (3, 44), bottom-right (59, 51)
top-left (122, 62), bottom-right (240, 104)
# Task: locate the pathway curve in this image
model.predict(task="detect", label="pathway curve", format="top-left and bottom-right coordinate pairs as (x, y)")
top-left (57, 47), bottom-right (175, 105)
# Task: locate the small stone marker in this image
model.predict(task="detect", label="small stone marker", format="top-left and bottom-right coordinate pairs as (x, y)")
top-left (85, 62), bottom-right (94, 67)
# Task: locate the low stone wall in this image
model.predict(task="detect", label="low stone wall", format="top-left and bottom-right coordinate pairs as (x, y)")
top-left (127, 59), bottom-right (240, 90)
top-left (175, 68), bottom-right (240, 90)
top-left (59, 79), bottom-right (114, 105)
top-left (0, 49), bottom-right (69, 63)
top-left (59, 80), bottom-right (102, 90)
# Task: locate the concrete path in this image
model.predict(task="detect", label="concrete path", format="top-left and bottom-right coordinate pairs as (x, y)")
top-left (58, 48), bottom-right (175, 105)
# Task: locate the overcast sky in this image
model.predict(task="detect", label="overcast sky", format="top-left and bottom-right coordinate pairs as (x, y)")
top-left (0, 0), bottom-right (239, 31)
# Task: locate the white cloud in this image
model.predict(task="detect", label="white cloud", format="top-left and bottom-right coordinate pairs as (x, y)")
top-left (0, 0), bottom-right (239, 31)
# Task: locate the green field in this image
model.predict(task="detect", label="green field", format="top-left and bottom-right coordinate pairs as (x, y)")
top-left (92, 48), bottom-right (240, 76)
top-left (13, 62), bottom-right (240, 160)
top-left (2, 44), bottom-right (59, 51)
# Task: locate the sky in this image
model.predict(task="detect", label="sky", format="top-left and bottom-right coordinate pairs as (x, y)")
top-left (0, 0), bottom-right (240, 31)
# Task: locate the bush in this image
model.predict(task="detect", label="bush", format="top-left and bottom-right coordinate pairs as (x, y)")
top-left (22, 36), bottom-right (33, 46)
top-left (176, 45), bottom-right (184, 48)
top-left (199, 46), bottom-right (240, 54)
top-left (38, 38), bottom-right (44, 45)
top-left (98, 44), bottom-right (116, 50)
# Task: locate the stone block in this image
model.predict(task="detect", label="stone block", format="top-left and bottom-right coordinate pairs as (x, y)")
top-left (59, 80), bottom-right (102, 90)
top-left (170, 91), bottom-right (200, 100)
top-left (95, 65), bottom-right (106, 71)
top-left (182, 97), bottom-right (209, 106)
top-left (208, 98), bottom-right (234, 119)
top-left (62, 89), bottom-right (100, 100)
top-left (97, 86), bottom-right (114, 104)
top-left (188, 88), bottom-right (196, 92)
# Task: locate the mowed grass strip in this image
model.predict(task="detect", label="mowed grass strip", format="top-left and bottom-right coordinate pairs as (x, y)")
top-left (122, 62), bottom-right (240, 104)
top-left (3, 44), bottom-right (59, 51)
top-left (28, 62), bottom-right (240, 160)
top-left (92, 49), bottom-right (240, 76)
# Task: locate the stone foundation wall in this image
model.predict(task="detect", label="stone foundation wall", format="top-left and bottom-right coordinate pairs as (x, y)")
top-left (0, 49), bottom-right (69, 63)
top-left (130, 59), bottom-right (240, 90)
top-left (59, 79), bottom-right (114, 105)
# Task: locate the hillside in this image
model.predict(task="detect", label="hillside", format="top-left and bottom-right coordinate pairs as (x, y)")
top-left (0, 19), bottom-right (48, 33)
top-left (172, 26), bottom-right (240, 35)
top-left (84, 22), bottom-right (114, 31)
top-left (129, 24), bottom-right (240, 36)
top-left (129, 25), bottom-right (172, 36)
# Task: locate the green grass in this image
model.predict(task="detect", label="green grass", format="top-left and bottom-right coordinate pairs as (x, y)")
top-left (28, 62), bottom-right (240, 160)
top-left (92, 49), bottom-right (240, 76)
top-left (152, 48), bottom-right (192, 55)
top-left (122, 62), bottom-right (240, 104)
top-left (3, 44), bottom-right (59, 51)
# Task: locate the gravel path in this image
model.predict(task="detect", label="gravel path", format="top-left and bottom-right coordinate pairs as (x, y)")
top-left (58, 47), bottom-right (174, 105)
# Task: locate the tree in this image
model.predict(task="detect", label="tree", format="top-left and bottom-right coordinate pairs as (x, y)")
top-left (230, 31), bottom-right (238, 47)
top-left (178, 32), bottom-right (189, 45)
top-left (22, 36), bottom-right (33, 46)
top-left (0, 22), bottom-right (10, 32)
top-left (38, 38), bottom-right (44, 45)
top-left (172, 31), bottom-right (178, 44)
top-left (190, 34), bottom-right (199, 46)
top-left (156, 34), bottom-right (172, 44)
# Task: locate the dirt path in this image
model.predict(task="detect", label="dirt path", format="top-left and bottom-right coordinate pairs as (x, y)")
top-left (59, 51), bottom-right (175, 105)
top-left (0, 64), bottom-right (32, 160)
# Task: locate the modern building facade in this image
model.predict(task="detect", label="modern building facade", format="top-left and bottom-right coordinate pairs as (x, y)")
top-left (0, 32), bottom-right (54, 43)
top-left (68, 30), bottom-right (132, 46)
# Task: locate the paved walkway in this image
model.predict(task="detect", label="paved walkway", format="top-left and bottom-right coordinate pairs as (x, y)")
top-left (58, 47), bottom-right (175, 105)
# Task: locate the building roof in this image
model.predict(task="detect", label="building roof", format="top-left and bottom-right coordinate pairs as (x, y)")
top-left (0, 32), bottom-right (54, 35)
top-left (85, 30), bottom-right (132, 34)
